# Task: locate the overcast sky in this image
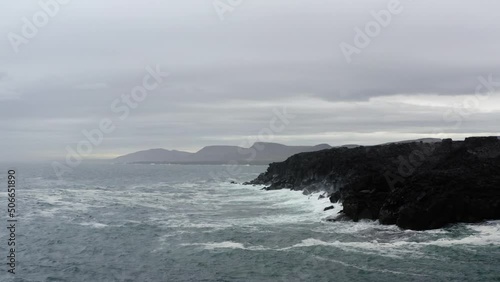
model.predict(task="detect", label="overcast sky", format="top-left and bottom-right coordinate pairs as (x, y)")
top-left (1, 0), bottom-right (500, 161)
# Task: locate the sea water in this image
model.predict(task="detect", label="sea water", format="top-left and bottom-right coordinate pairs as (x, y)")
top-left (0, 162), bottom-right (498, 281)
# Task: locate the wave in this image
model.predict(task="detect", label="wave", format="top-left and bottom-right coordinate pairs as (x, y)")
top-left (184, 220), bottom-right (500, 260)
top-left (181, 241), bottom-right (267, 251)
top-left (79, 222), bottom-right (108, 228)
top-left (181, 241), bottom-right (427, 277)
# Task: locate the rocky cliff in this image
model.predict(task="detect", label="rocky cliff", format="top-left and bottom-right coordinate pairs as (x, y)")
top-left (246, 137), bottom-right (500, 230)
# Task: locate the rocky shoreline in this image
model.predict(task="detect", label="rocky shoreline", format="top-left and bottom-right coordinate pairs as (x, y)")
top-left (245, 136), bottom-right (500, 230)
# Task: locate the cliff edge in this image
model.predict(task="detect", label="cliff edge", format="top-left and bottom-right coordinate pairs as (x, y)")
top-left (246, 137), bottom-right (500, 230)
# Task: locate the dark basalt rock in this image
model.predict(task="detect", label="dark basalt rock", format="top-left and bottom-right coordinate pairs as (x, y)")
top-left (323, 205), bottom-right (334, 211)
top-left (329, 191), bottom-right (341, 203)
top-left (246, 136), bottom-right (500, 230)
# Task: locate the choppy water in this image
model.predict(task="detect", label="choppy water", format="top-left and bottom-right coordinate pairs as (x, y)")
top-left (0, 162), bottom-right (499, 281)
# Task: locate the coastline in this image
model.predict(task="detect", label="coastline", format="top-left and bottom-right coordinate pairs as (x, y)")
top-left (246, 136), bottom-right (500, 230)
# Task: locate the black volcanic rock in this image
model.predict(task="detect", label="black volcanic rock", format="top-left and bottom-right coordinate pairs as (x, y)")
top-left (247, 136), bottom-right (500, 230)
top-left (329, 191), bottom-right (341, 203)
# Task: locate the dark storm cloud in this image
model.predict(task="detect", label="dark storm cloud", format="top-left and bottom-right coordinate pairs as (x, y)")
top-left (1, 0), bottom-right (500, 161)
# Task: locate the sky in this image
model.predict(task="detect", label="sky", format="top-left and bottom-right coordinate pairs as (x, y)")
top-left (1, 0), bottom-right (500, 161)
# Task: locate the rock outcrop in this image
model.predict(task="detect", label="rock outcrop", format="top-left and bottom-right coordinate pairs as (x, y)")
top-left (323, 206), bottom-right (334, 211)
top-left (246, 137), bottom-right (500, 230)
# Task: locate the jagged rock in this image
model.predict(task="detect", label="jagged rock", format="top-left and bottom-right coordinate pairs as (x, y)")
top-left (246, 136), bottom-right (500, 230)
top-left (323, 205), bottom-right (334, 211)
top-left (329, 191), bottom-right (341, 203)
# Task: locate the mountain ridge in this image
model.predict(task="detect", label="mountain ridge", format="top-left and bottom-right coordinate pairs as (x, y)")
top-left (113, 138), bottom-right (446, 164)
top-left (114, 142), bottom-right (334, 164)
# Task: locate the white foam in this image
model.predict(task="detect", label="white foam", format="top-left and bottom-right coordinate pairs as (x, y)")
top-left (281, 222), bottom-right (500, 257)
top-left (163, 221), bottom-right (232, 229)
top-left (281, 238), bottom-right (416, 258)
top-left (79, 222), bottom-right (108, 228)
top-left (182, 237), bottom-right (411, 258)
top-left (176, 219), bottom-right (500, 276)
top-left (422, 222), bottom-right (500, 247)
top-left (182, 239), bottom-right (427, 276)
top-left (313, 219), bottom-right (400, 235)
top-left (302, 253), bottom-right (428, 277)
top-left (183, 241), bottom-right (267, 250)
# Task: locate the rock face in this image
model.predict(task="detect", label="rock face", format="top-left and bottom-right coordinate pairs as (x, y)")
top-left (246, 137), bottom-right (500, 230)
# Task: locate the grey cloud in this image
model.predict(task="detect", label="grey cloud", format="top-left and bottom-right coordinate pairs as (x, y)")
top-left (1, 0), bottom-right (500, 161)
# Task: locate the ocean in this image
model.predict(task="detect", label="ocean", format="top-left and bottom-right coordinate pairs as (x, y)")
top-left (0, 163), bottom-right (499, 281)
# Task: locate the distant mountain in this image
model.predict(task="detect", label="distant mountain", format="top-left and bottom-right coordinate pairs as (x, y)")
top-left (190, 145), bottom-right (244, 163)
top-left (114, 138), bottom-right (449, 164)
top-left (114, 149), bottom-right (192, 163)
top-left (114, 142), bottom-right (333, 164)
top-left (249, 142), bottom-right (332, 163)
